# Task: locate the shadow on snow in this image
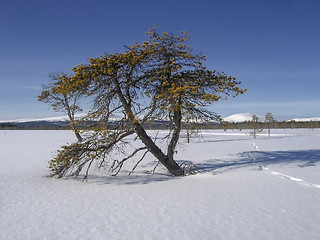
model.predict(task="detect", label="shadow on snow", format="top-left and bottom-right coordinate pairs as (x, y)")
top-left (74, 169), bottom-right (175, 185)
top-left (194, 149), bottom-right (320, 174)
top-left (70, 149), bottom-right (320, 185)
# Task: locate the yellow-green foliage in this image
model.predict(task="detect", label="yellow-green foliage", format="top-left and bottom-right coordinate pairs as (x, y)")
top-left (46, 26), bottom-right (246, 178)
top-left (53, 26), bottom-right (246, 116)
top-left (49, 143), bottom-right (81, 177)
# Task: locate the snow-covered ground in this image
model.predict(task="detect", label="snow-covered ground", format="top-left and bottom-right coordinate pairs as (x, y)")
top-left (1, 129), bottom-right (320, 240)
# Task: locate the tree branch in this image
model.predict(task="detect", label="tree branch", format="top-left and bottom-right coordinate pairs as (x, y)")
top-left (110, 147), bottom-right (148, 176)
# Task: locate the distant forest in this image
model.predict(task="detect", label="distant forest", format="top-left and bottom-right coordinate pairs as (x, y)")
top-left (1, 120), bottom-right (319, 130)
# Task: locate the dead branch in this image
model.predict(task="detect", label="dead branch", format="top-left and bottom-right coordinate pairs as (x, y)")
top-left (151, 161), bottom-right (160, 174)
top-left (83, 159), bottom-right (95, 181)
top-left (129, 150), bottom-right (149, 175)
top-left (110, 147), bottom-right (148, 176)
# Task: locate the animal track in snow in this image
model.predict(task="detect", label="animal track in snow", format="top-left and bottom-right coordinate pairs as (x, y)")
top-left (251, 142), bottom-right (320, 189)
top-left (261, 166), bottom-right (320, 189)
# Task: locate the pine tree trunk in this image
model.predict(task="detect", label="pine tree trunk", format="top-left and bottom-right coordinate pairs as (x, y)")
top-left (113, 78), bottom-right (184, 176)
top-left (167, 108), bottom-right (182, 165)
top-left (134, 123), bottom-right (184, 176)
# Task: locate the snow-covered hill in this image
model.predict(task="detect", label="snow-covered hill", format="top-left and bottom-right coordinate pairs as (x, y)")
top-left (224, 114), bottom-right (320, 123)
top-left (0, 114), bottom-right (87, 123)
top-left (291, 117), bottom-right (320, 122)
top-left (223, 113), bottom-right (255, 122)
top-left (2, 113), bottom-right (320, 125)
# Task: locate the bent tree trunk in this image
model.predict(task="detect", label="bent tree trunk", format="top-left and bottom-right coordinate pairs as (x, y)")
top-left (167, 106), bottom-right (182, 164)
top-left (64, 96), bottom-right (83, 142)
top-left (113, 78), bottom-right (184, 176)
top-left (134, 123), bottom-right (184, 176)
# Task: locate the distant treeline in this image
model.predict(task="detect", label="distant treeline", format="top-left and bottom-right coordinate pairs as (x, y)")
top-left (0, 122), bottom-right (71, 130)
top-left (1, 120), bottom-right (320, 130)
top-left (216, 120), bottom-right (320, 130)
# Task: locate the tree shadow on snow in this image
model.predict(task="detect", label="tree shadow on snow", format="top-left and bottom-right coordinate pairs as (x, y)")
top-left (193, 149), bottom-right (320, 174)
top-left (198, 138), bottom-right (249, 143)
top-left (70, 149), bottom-right (320, 185)
top-left (75, 169), bottom-right (175, 185)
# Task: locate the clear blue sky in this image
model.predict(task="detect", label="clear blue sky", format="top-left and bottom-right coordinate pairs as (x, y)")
top-left (1, 0), bottom-right (319, 121)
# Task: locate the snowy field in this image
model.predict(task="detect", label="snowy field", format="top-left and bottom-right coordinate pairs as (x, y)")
top-left (1, 129), bottom-right (320, 240)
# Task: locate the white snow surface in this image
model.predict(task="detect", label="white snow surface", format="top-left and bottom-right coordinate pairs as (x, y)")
top-left (1, 129), bottom-right (320, 240)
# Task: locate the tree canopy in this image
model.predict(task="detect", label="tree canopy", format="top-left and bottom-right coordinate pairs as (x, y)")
top-left (39, 27), bottom-right (246, 179)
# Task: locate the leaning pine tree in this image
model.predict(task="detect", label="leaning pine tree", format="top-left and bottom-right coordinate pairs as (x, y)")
top-left (40, 27), bottom-right (246, 179)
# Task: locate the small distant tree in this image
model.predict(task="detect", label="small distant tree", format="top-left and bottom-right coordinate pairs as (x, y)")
top-left (249, 115), bottom-right (263, 139)
top-left (265, 112), bottom-right (275, 137)
top-left (182, 112), bottom-right (209, 143)
top-left (308, 120), bottom-right (318, 130)
top-left (184, 122), bottom-right (201, 143)
top-left (41, 27), bottom-right (246, 179)
top-left (222, 121), bottom-right (229, 131)
top-left (38, 73), bottom-right (83, 142)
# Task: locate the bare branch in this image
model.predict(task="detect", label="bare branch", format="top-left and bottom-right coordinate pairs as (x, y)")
top-left (151, 161), bottom-right (160, 174)
top-left (110, 147), bottom-right (148, 176)
top-left (83, 159), bottom-right (95, 181)
top-left (129, 150), bottom-right (149, 175)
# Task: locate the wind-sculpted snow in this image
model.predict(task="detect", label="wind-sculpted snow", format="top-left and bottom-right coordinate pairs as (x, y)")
top-left (0, 129), bottom-right (320, 240)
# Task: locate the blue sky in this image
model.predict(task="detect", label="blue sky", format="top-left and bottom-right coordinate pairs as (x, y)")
top-left (1, 0), bottom-right (319, 121)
